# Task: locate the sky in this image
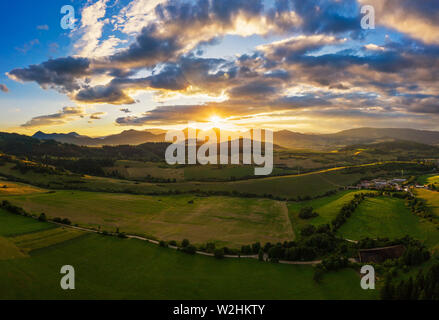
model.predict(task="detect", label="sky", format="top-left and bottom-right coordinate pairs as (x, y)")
top-left (1, 0), bottom-right (439, 136)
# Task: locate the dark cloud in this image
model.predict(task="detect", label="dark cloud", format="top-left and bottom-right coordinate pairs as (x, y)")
top-left (360, 0), bottom-right (439, 44)
top-left (290, 0), bottom-right (362, 35)
top-left (74, 85), bottom-right (135, 105)
top-left (229, 80), bottom-right (279, 99)
top-left (116, 104), bottom-right (226, 126)
top-left (109, 25), bottom-right (181, 68)
top-left (8, 57), bottom-right (90, 93)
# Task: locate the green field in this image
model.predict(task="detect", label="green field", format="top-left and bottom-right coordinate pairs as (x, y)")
top-left (104, 160), bottom-right (185, 181)
top-left (168, 169), bottom-right (364, 198)
top-left (0, 209), bottom-right (377, 300)
top-left (0, 189), bottom-right (294, 248)
top-left (0, 208), bottom-right (56, 237)
top-left (417, 188), bottom-right (439, 221)
top-left (337, 197), bottom-right (439, 247)
top-left (287, 190), bottom-right (375, 232)
top-left (0, 162), bottom-right (167, 194)
top-left (417, 174), bottom-right (439, 185)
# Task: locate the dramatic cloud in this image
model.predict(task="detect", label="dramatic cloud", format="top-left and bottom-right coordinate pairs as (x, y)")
top-left (21, 106), bottom-right (86, 128)
top-left (7, 0), bottom-right (439, 131)
top-left (8, 57), bottom-right (91, 93)
top-left (359, 0), bottom-right (439, 44)
top-left (0, 84), bottom-right (8, 93)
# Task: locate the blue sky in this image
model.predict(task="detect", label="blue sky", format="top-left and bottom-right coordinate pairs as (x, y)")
top-left (1, 0), bottom-right (439, 136)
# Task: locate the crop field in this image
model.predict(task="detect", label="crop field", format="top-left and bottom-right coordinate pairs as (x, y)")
top-left (0, 209), bottom-right (378, 300)
top-left (10, 228), bottom-right (83, 253)
top-left (417, 174), bottom-right (439, 185)
top-left (337, 197), bottom-right (439, 247)
top-left (104, 160), bottom-right (185, 181)
top-left (0, 188), bottom-right (294, 248)
top-left (0, 208), bottom-right (56, 237)
top-left (168, 169), bottom-right (365, 198)
top-left (417, 189), bottom-right (439, 217)
top-left (0, 162), bottom-right (167, 194)
top-left (287, 190), bottom-right (375, 232)
top-left (0, 180), bottom-right (47, 195)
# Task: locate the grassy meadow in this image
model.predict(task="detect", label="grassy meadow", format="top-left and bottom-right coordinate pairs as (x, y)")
top-left (0, 189), bottom-right (294, 248)
top-left (287, 190), bottom-right (377, 232)
top-left (168, 169), bottom-right (364, 198)
top-left (0, 209), bottom-right (377, 300)
top-left (337, 197), bottom-right (439, 247)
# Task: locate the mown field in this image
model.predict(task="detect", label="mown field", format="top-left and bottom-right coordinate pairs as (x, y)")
top-left (337, 197), bottom-right (439, 248)
top-left (0, 209), bottom-right (377, 300)
top-left (287, 190), bottom-right (377, 232)
top-left (168, 169), bottom-right (364, 198)
top-left (417, 189), bottom-right (439, 217)
top-left (417, 173), bottom-right (439, 185)
top-left (0, 188), bottom-right (294, 248)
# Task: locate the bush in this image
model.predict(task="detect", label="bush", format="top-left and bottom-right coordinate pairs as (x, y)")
top-left (61, 218), bottom-right (71, 225)
top-left (181, 239), bottom-right (190, 247)
top-left (169, 240), bottom-right (177, 246)
top-left (252, 242), bottom-right (261, 254)
top-left (206, 242), bottom-right (216, 253)
top-left (299, 207), bottom-right (319, 219)
top-left (300, 224), bottom-right (316, 237)
top-left (38, 213), bottom-right (47, 222)
top-left (241, 245), bottom-right (252, 255)
top-left (159, 240), bottom-right (167, 247)
top-left (258, 249), bottom-right (264, 261)
top-left (182, 245), bottom-right (196, 255)
top-left (214, 248), bottom-right (224, 259)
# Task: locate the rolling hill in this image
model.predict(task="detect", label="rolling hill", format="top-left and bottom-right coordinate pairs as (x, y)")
top-left (30, 127), bottom-right (439, 150)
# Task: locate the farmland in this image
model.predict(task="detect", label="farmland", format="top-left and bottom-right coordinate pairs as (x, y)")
top-left (0, 189), bottom-right (294, 248)
top-left (287, 190), bottom-right (377, 232)
top-left (0, 209), bottom-right (377, 300)
top-left (337, 197), bottom-right (439, 248)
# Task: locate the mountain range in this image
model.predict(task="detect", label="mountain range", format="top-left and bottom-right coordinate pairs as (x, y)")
top-left (31, 127), bottom-right (439, 150)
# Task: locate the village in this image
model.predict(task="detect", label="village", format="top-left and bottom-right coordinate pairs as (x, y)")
top-left (349, 178), bottom-right (429, 191)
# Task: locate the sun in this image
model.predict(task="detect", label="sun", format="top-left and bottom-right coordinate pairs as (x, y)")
top-left (208, 115), bottom-right (225, 128)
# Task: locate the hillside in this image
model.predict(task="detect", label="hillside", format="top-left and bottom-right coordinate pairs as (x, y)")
top-left (31, 127), bottom-right (439, 150)
top-left (33, 129), bottom-right (166, 146)
top-left (275, 128), bottom-right (439, 150)
top-left (0, 132), bottom-right (168, 161)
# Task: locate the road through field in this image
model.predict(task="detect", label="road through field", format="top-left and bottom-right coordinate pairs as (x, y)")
top-left (50, 219), bottom-right (328, 264)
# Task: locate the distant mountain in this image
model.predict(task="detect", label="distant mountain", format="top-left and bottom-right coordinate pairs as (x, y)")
top-left (33, 129), bottom-right (165, 146)
top-left (32, 131), bottom-right (98, 145)
top-left (31, 127), bottom-right (439, 150)
top-left (274, 127), bottom-right (439, 150)
top-left (341, 139), bottom-right (439, 152)
top-left (0, 132), bottom-right (169, 160)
